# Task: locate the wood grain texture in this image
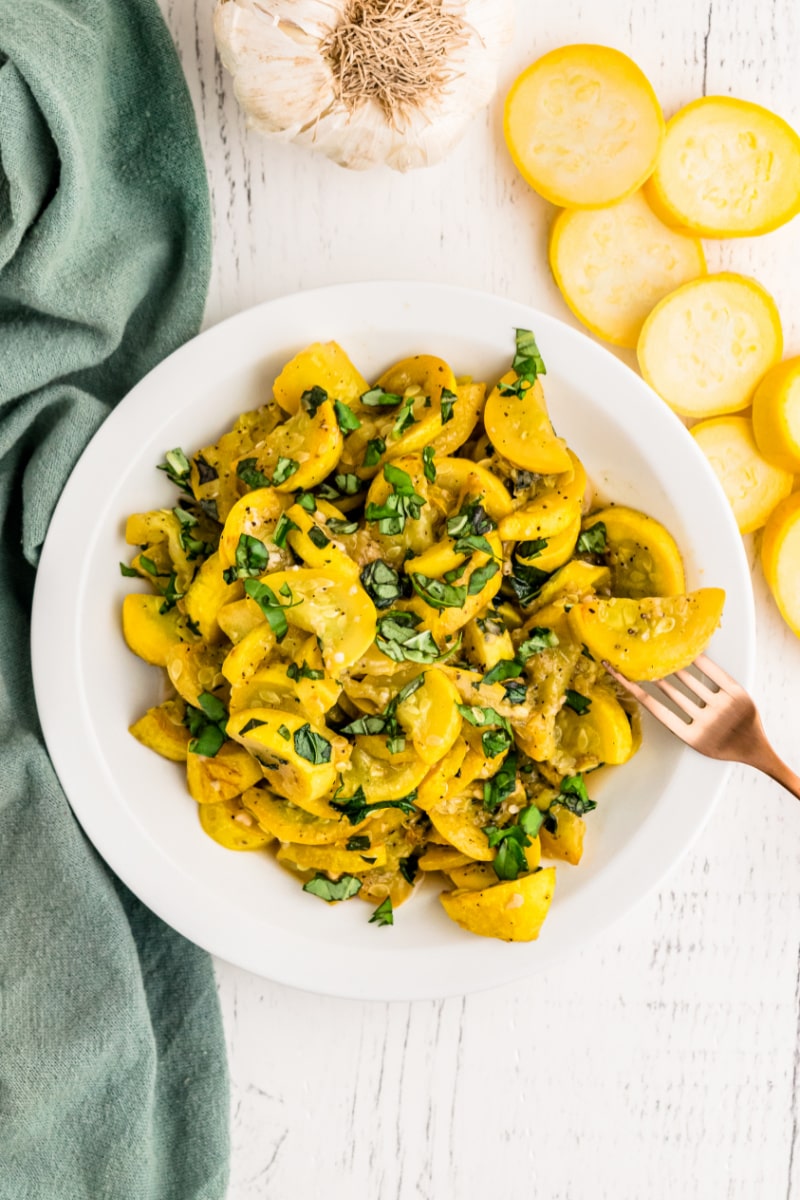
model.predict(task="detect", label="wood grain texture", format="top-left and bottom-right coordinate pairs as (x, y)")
top-left (159, 2), bottom-right (800, 1196)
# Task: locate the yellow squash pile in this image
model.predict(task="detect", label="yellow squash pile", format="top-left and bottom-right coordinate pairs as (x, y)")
top-left (121, 331), bottom-right (723, 941)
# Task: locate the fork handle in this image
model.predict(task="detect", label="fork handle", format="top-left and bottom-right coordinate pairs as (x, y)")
top-left (748, 740), bottom-right (800, 801)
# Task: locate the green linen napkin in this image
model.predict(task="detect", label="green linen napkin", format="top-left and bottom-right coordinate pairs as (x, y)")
top-left (0, 2), bottom-right (229, 1197)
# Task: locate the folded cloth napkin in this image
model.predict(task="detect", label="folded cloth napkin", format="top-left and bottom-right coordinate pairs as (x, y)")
top-left (0, 2), bottom-right (229, 1197)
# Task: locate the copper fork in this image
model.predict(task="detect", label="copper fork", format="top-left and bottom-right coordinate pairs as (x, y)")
top-left (602, 653), bottom-right (800, 801)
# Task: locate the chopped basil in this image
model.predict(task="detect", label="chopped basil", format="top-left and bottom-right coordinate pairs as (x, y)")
top-left (482, 658), bottom-right (522, 686)
top-left (277, 724), bottom-right (291, 740)
top-left (273, 511), bottom-right (299, 549)
top-left (222, 533), bottom-right (269, 582)
top-left (330, 786), bottom-right (419, 825)
top-left (360, 559), bottom-right (405, 609)
top-left (363, 437), bottom-right (386, 467)
top-left (446, 496), bottom-right (495, 539)
top-left (185, 691), bottom-right (229, 757)
top-left (199, 498), bottom-right (219, 523)
top-left (440, 388), bottom-right (457, 424)
top-left (512, 327), bottom-right (546, 382)
top-left (319, 472), bottom-right (363, 500)
top-left (333, 399), bottom-right (361, 435)
top-left (375, 610), bottom-right (455, 665)
top-left (301, 385), bottom-right (328, 416)
top-left (158, 572), bottom-right (183, 613)
top-left (422, 445), bottom-right (436, 482)
top-left (392, 396), bottom-right (418, 439)
top-left (194, 455), bottom-right (218, 485)
top-left (576, 522), bottom-right (607, 555)
top-left (564, 689), bottom-right (592, 715)
top-left (173, 507), bottom-right (209, 559)
top-left (307, 526), bottom-right (330, 549)
top-left (519, 804), bottom-right (545, 837)
top-left (138, 555), bottom-right (162, 577)
top-left (559, 773), bottom-right (596, 816)
top-left (327, 518), bottom-right (358, 536)
top-left (286, 661), bottom-right (325, 681)
top-left (293, 723), bottom-right (332, 764)
top-left (296, 492), bottom-right (316, 513)
top-left (236, 458), bottom-right (271, 489)
top-left (485, 822), bottom-right (531, 881)
top-left (399, 852), bottom-right (420, 885)
top-left (467, 560), bottom-right (499, 595)
top-left (505, 560), bottom-right (552, 607)
top-left (341, 676), bottom-right (424, 746)
top-left (272, 457), bottom-right (299, 486)
top-left (158, 447), bottom-right (192, 493)
top-left (410, 573), bottom-right (467, 610)
top-left (364, 463), bottom-right (425, 535)
top-left (243, 578), bottom-right (302, 640)
top-left (303, 873), bottom-right (362, 902)
top-left (453, 533), bottom-right (496, 559)
top-left (346, 835), bottom-right (371, 852)
top-left (517, 627), bottom-right (559, 659)
top-left (483, 750), bottom-right (518, 812)
top-left (517, 537), bottom-right (548, 560)
top-left (239, 717), bottom-right (266, 735)
top-left (361, 386), bottom-right (404, 407)
top-left (458, 704), bottom-right (513, 757)
top-left (501, 679), bottom-right (528, 706)
top-left (119, 562), bottom-right (139, 577)
top-left (369, 896), bottom-right (394, 927)
top-left (481, 727), bottom-right (514, 758)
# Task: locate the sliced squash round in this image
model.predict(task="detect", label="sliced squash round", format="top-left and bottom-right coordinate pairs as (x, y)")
top-left (752, 358), bottom-right (800, 473)
top-left (582, 505), bottom-right (686, 597)
top-left (227, 708), bottom-right (343, 815)
top-left (645, 96), bottom-right (800, 237)
top-left (567, 589), bottom-right (726, 681)
top-left (272, 341), bottom-right (369, 415)
top-left (549, 189), bottom-right (706, 348)
top-left (484, 372), bottom-right (571, 475)
top-left (556, 686), bottom-right (634, 765)
top-left (691, 416), bottom-right (793, 535)
top-left (199, 798), bottom-right (274, 851)
top-left (637, 273), bottom-right (783, 418)
top-left (504, 44), bottom-right (664, 208)
top-left (122, 593), bottom-right (186, 667)
top-left (440, 867), bottom-right (556, 941)
top-left (761, 492), bottom-right (800, 639)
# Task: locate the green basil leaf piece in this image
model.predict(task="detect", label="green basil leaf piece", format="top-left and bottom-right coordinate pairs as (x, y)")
top-left (303, 873), bottom-right (362, 902)
top-left (369, 896), bottom-right (394, 927)
top-left (293, 724), bottom-right (332, 764)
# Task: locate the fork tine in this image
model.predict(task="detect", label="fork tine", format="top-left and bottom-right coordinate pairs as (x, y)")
top-left (674, 667), bottom-right (716, 698)
top-left (653, 677), bottom-right (696, 716)
top-left (601, 661), bottom-right (695, 738)
top-left (693, 653), bottom-right (746, 696)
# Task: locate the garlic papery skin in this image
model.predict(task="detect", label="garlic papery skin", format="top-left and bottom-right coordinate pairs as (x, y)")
top-left (213, 0), bottom-right (515, 172)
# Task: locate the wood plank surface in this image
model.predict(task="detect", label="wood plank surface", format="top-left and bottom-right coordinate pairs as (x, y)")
top-left (160, 2), bottom-right (800, 1196)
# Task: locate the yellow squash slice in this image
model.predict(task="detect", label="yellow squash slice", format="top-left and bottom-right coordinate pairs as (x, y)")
top-left (582, 505), bottom-right (686, 597)
top-left (691, 416), bottom-right (793, 534)
top-left (440, 867), bottom-right (557, 942)
top-left (199, 799), bottom-right (274, 851)
top-left (276, 841), bottom-right (387, 875)
top-left (186, 743), bottom-right (263, 806)
top-left (752, 358), bottom-right (800, 473)
top-left (183, 552), bottom-right (243, 643)
top-left (540, 806), bottom-right (585, 865)
top-left (549, 189), bottom-right (706, 348)
top-left (484, 372), bottom-right (570, 475)
top-left (504, 45), bottom-right (664, 208)
top-left (129, 700), bottom-right (191, 762)
top-left (567, 589), bottom-right (726, 681)
top-left (556, 687), bottom-right (634, 766)
top-left (762, 493), bottom-right (800, 639)
top-left (272, 341), bottom-right (369, 415)
top-left (241, 788), bottom-right (351, 844)
top-left (227, 708), bottom-right (343, 815)
top-left (645, 96), bottom-right (800, 237)
top-left (122, 594), bottom-right (186, 667)
top-left (637, 273), bottom-right (783, 418)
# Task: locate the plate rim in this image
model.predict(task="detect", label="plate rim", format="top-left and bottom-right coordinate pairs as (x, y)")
top-left (31, 280), bottom-right (756, 1000)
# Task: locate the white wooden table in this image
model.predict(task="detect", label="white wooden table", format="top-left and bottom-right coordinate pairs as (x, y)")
top-left (161, 3), bottom-right (800, 1196)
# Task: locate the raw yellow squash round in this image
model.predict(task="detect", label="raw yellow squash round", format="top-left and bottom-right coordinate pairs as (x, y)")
top-left (484, 372), bottom-right (570, 475)
top-left (637, 273), bottom-right (783, 418)
top-left (440, 867), bottom-right (556, 941)
top-left (645, 96), bottom-right (800, 237)
top-left (761, 492), bottom-right (800, 638)
top-left (549, 189), bottom-right (706, 348)
top-left (583, 505), bottom-right (686, 597)
top-left (752, 358), bottom-right (800, 473)
top-left (504, 45), bottom-right (664, 209)
top-left (567, 589), bottom-right (726, 681)
top-left (691, 416), bottom-right (793, 534)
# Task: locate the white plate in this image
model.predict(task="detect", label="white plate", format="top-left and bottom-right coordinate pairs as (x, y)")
top-left (31, 282), bottom-right (755, 1001)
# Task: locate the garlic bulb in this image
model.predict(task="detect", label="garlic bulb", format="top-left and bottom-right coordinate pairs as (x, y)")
top-left (214, 0), bottom-right (514, 171)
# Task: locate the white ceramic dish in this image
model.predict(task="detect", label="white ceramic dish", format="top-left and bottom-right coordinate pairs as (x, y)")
top-left (31, 282), bottom-right (755, 1001)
